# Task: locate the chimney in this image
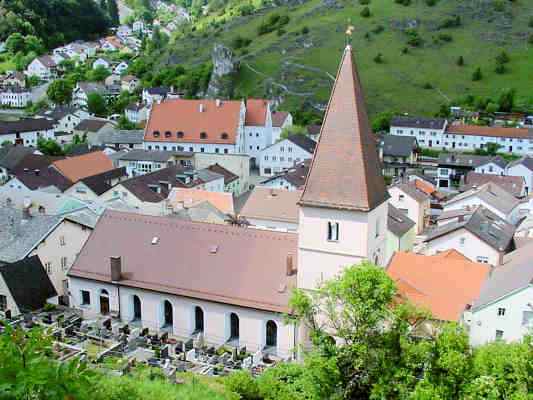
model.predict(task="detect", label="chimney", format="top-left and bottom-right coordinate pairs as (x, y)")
top-left (286, 254), bottom-right (296, 276)
top-left (34, 169), bottom-right (40, 176)
top-left (110, 256), bottom-right (122, 281)
top-left (21, 207), bottom-right (31, 222)
top-left (199, 103), bottom-right (205, 113)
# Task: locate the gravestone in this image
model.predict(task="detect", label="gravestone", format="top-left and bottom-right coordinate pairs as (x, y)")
top-left (184, 338), bottom-right (193, 351)
top-left (140, 327), bottom-right (149, 337)
top-left (252, 350), bottom-right (262, 366)
top-left (242, 356), bottom-right (252, 369)
top-left (161, 332), bottom-right (168, 343)
top-left (185, 349), bottom-right (196, 362)
top-left (161, 345), bottom-right (170, 359)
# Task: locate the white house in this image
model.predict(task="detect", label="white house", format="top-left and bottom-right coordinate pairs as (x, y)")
top-left (260, 160), bottom-right (310, 192)
top-left (388, 182), bottom-right (430, 235)
top-left (125, 103), bottom-right (148, 124)
top-left (72, 82), bottom-right (108, 108)
top-left (259, 134), bottom-right (316, 177)
top-left (121, 75), bottom-right (140, 93)
top-left (443, 182), bottom-right (521, 224)
top-left (0, 86), bottom-right (31, 108)
top-left (470, 241), bottom-right (533, 346)
top-left (422, 206), bottom-right (515, 266)
top-left (271, 111), bottom-right (293, 143)
top-left (25, 55), bottom-right (57, 81)
top-left (243, 99), bottom-right (274, 164)
top-left (115, 149), bottom-right (193, 177)
top-left (143, 99), bottom-right (246, 155)
top-left (93, 57), bottom-right (112, 70)
top-left (475, 158), bottom-right (507, 175)
top-left (0, 118), bottom-right (55, 147)
top-left (114, 61), bottom-right (129, 75)
top-left (506, 156), bottom-right (533, 195)
top-left (40, 107), bottom-right (89, 135)
top-left (385, 204), bottom-right (415, 265)
top-left (142, 87), bottom-right (170, 106)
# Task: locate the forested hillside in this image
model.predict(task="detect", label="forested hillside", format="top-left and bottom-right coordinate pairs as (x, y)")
top-left (0, 0), bottom-right (110, 49)
top-left (144, 0), bottom-right (533, 119)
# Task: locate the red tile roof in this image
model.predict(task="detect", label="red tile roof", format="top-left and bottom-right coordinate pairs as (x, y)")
top-left (245, 99), bottom-right (269, 126)
top-left (272, 111), bottom-right (289, 128)
top-left (69, 210), bottom-right (297, 313)
top-left (52, 151), bottom-right (114, 183)
top-left (446, 124), bottom-right (530, 139)
top-left (387, 251), bottom-right (490, 321)
top-left (144, 99), bottom-right (243, 144)
top-left (299, 45), bottom-right (388, 211)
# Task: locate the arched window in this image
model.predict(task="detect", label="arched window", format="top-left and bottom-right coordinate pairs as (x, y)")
top-left (221, 132), bottom-right (228, 140)
top-left (266, 320), bottom-right (277, 348)
top-left (164, 131), bottom-right (172, 138)
top-left (163, 300), bottom-right (173, 327)
top-left (153, 130), bottom-right (160, 137)
top-left (230, 313), bottom-right (239, 340)
top-left (132, 295), bottom-right (142, 321)
top-left (194, 306), bottom-right (204, 333)
top-left (200, 132), bottom-right (207, 139)
top-left (99, 289), bottom-right (109, 315)
top-left (177, 131), bottom-right (184, 138)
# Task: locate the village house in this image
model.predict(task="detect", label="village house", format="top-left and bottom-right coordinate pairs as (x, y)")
top-left (51, 151), bottom-right (116, 183)
top-left (73, 119), bottom-right (115, 145)
top-left (385, 204), bottom-right (416, 265)
top-left (143, 99), bottom-right (246, 154)
top-left (0, 146), bottom-right (34, 183)
top-left (506, 156), bottom-right (533, 195)
top-left (443, 182), bottom-right (521, 224)
top-left (259, 134), bottom-right (316, 177)
top-left (0, 118), bottom-right (55, 147)
top-left (260, 160), bottom-right (310, 191)
top-left (6, 154), bottom-right (72, 192)
top-left (271, 111), bottom-right (293, 143)
top-left (124, 102), bottom-right (149, 124)
top-left (97, 129), bottom-right (144, 150)
top-left (206, 163), bottom-right (240, 194)
top-left (64, 168), bottom-right (128, 202)
top-left (389, 116), bottom-right (447, 149)
top-left (121, 75), bottom-right (140, 93)
top-left (93, 57), bottom-right (113, 70)
top-left (378, 135), bottom-right (419, 178)
top-left (115, 149), bottom-right (194, 177)
top-left (168, 187), bottom-right (234, 216)
top-left (67, 45), bottom-right (390, 357)
top-left (100, 36), bottom-right (124, 52)
top-left (72, 82), bottom-right (114, 109)
top-left (461, 172), bottom-right (526, 198)
top-left (40, 106), bottom-right (89, 137)
top-left (243, 99), bottom-right (274, 165)
top-left (0, 256), bottom-right (57, 318)
top-left (387, 251), bottom-right (490, 336)
top-left (193, 152), bottom-right (250, 196)
top-left (142, 86), bottom-right (171, 106)
top-left (0, 85), bottom-right (31, 108)
top-left (422, 206), bottom-right (515, 266)
top-left (239, 187), bottom-right (300, 232)
top-left (469, 240), bottom-right (533, 346)
top-left (1, 71), bottom-right (26, 88)
top-left (474, 157), bottom-right (507, 175)
top-left (25, 55), bottom-right (57, 81)
top-left (114, 61), bottom-right (129, 75)
top-left (388, 182), bottom-right (430, 234)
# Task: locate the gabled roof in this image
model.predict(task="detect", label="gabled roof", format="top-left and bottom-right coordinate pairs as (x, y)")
top-left (390, 182), bottom-right (429, 203)
top-left (287, 134), bottom-right (316, 154)
top-left (79, 167), bottom-right (127, 196)
top-left (387, 204), bottom-right (415, 237)
top-left (299, 45), bottom-right (388, 212)
top-left (0, 256), bottom-right (57, 312)
top-left (168, 188), bottom-right (234, 215)
top-left (11, 154), bottom-right (72, 191)
top-left (424, 206), bottom-right (515, 252)
top-left (117, 149), bottom-right (191, 162)
top-left (206, 163), bottom-right (238, 185)
top-left (446, 124), bottom-right (532, 139)
top-left (36, 55), bottom-right (57, 68)
top-left (52, 151), bottom-right (115, 183)
top-left (462, 172), bottom-right (525, 198)
top-left (390, 116), bottom-right (446, 130)
top-left (0, 146), bottom-right (34, 170)
top-left (74, 118), bottom-right (112, 132)
top-left (99, 129), bottom-right (144, 145)
top-left (272, 111), bottom-right (289, 128)
top-left (144, 99), bottom-right (243, 145)
top-left (445, 182), bottom-right (519, 215)
top-left (240, 187), bottom-right (301, 224)
top-left (508, 155), bottom-right (533, 172)
top-left (473, 240), bottom-right (533, 310)
top-left (0, 118), bottom-right (55, 136)
top-left (245, 99), bottom-right (269, 126)
top-left (68, 210), bottom-right (297, 313)
top-left (437, 153), bottom-right (498, 168)
top-left (387, 251), bottom-right (490, 321)
top-left (476, 157), bottom-right (508, 170)
top-left (380, 135), bottom-right (418, 157)
top-left (260, 160), bottom-right (310, 189)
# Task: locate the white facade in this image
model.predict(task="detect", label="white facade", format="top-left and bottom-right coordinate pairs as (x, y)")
top-left (506, 163), bottom-right (533, 194)
top-left (69, 277), bottom-right (295, 358)
top-left (297, 201), bottom-right (388, 291)
top-left (245, 217), bottom-right (298, 233)
top-left (388, 186), bottom-right (429, 235)
top-left (272, 114), bottom-right (293, 143)
top-left (444, 195), bottom-right (520, 225)
top-left (93, 58), bottom-right (111, 70)
top-left (475, 161), bottom-right (505, 175)
top-left (0, 127), bottom-right (55, 147)
top-left (470, 287), bottom-right (533, 346)
top-left (53, 110), bottom-right (89, 134)
top-left (244, 105), bottom-right (273, 162)
top-left (0, 87), bottom-right (31, 108)
top-left (25, 58), bottom-right (54, 81)
top-left (125, 105), bottom-right (148, 124)
top-left (114, 62), bottom-right (129, 75)
top-left (423, 228), bottom-right (501, 266)
top-left (260, 176), bottom-right (300, 191)
top-left (259, 139), bottom-right (313, 177)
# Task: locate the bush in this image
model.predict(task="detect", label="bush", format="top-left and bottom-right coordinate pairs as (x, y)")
top-left (372, 25), bottom-right (384, 34)
top-left (457, 55), bottom-right (464, 66)
top-left (493, 0), bottom-right (505, 12)
top-left (425, 0), bottom-right (437, 5)
top-left (395, 0), bottom-right (411, 5)
top-left (373, 53), bottom-right (384, 63)
top-left (224, 371), bottom-right (261, 400)
top-left (529, 16), bottom-right (533, 28)
top-left (495, 50), bottom-right (510, 64)
top-left (423, 82), bottom-right (433, 89)
top-left (438, 33), bottom-right (453, 42)
top-left (406, 29), bottom-right (423, 47)
top-left (301, 26), bottom-right (309, 34)
top-left (359, 0), bottom-right (370, 4)
top-left (360, 6), bottom-right (371, 17)
top-left (495, 62), bottom-right (506, 74)
top-left (257, 13), bottom-right (289, 35)
top-left (231, 35), bottom-right (252, 49)
top-left (276, 28), bottom-right (286, 36)
top-left (439, 15), bottom-right (461, 28)
top-left (472, 67), bottom-right (483, 81)
top-left (529, 33), bottom-right (533, 44)
top-left (401, 47), bottom-right (409, 54)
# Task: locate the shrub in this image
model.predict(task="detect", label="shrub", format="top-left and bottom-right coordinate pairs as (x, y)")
top-left (472, 67), bottom-right (483, 81)
top-left (406, 29), bottom-right (423, 47)
top-left (401, 47), bottom-right (409, 54)
top-left (257, 13), bottom-right (289, 35)
top-left (359, 0), bottom-right (370, 4)
top-left (224, 371), bottom-right (261, 400)
top-left (395, 0), bottom-right (411, 5)
top-left (495, 62), bottom-right (506, 74)
top-left (301, 26), bottom-right (309, 34)
top-left (529, 16), bottom-right (533, 28)
top-left (231, 35), bottom-right (252, 49)
top-left (423, 82), bottom-right (433, 89)
top-left (495, 50), bottom-right (510, 64)
top-left (360, 6), bottom-right (371, 17)
top-left (438, 33), bottom-right (453, 42)
top-left (457, 55), bottom-right (464, 66)
top-left (529, 33), bottom-right (533, 44)
top-left (493, 0), bottom-right (505, 12)
top-left (373, 53), bottom-right (384, 63)
top-left (439, 15), bottom-right (461, 28)
top-left (372, 25), bottom-right (384, 34)
top-left (425, 0), bottom-right (437, 5)
top-left (276, 28), bottom-right (286, 36)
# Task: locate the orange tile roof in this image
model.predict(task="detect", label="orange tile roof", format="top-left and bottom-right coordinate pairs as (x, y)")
top-left (52, 151), bottom-right (114, 183)
top-left (245, 99), bottom-right (268, 126)
top-left (446, 124), bottom-right (530, 139)
top-left (387, 251), bottom-right (490, 321)
top-left (414, 179), bottom-right (435, 196)
top-left (168, 188), bottom-right (234, 215)
top-left (240, 187), bottom-right (301, 224)
top-left (144, 99), bottom-right (242, 144)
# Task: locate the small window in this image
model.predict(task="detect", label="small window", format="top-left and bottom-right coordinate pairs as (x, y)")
top-left (164, 131), bottom-right (172, 138)
top-left (497, 308), bottom-right (506, 316)
top-left (495, 330), bottom-right (504, 340)
top-left (215, 148), bottom-right (219, 153)
top-left (398, 194), bottom-right (405, 201)
top-left (221, 132), bottom-right (228, 140)
top-left (177, 131), bottom-right (184, 138)
top-left (459, 237), bottom-right (466, 246)
top-left (327, 221), bottom-right (339, 241)
top-left (59, 236), bottom-right (66, 246)
top-left (0, 295), bottom-right (7, 311)
top-left (61, 257), bottom-right (68, 270)
top-left (522, 311), bottom-right (533, 327)
top-left (224, 149), bottom-right (229, 154)
top-left (45, 262), bottom-right (52, 274)
top-left (81, 290), bottom-right (91, 305)
top-left (200, 132), bottom-right (207, 139)
top-left (153, 131), bottom-right (160, 137)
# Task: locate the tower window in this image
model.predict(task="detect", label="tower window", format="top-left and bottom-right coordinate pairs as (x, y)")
top-left (327, 221), bottom-right (339, 241)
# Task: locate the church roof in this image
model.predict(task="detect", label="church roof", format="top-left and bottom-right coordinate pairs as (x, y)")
top-left (299, 46), bottom-right (388, 211)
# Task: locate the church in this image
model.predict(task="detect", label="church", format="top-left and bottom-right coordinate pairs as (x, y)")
top-left (67, 45), bottom-right (389, 359)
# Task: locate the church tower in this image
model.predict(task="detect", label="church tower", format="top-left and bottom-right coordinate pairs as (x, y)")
top-left (297, 45), bottom-right (389, 291)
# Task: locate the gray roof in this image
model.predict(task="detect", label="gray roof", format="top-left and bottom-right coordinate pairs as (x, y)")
top-left (380, 135), bottom-right (418, 157)
top-left (476, 156), bottom-right (508, 170)
top-left (473, 240), bottom-right (533, 310)
top-left (0, 118), bottom-right (55, 136)
top-left (197, 168), bottom-right (223, 184)
top-left (387, 204), bottom-right (415, 237)
top-left (173, 201), bottom-right (228, 224)
top-left (424, 206), bottom-right (515, 252)
top-left (436, 208), bottom-right (474, 222)
top-left (118, 149), bottom-right (192, 162)
top-left (391, 116), bottom-right (446, 130)
top-left (0, 208), bottom-right (62, 263)
top-left (437, 153), bottom-right (499, 168)
top-left (98, 129), bottom-right (144, 145)
top-left (0, 146), bottom-right (34, 170)
top-left (445, 182), bottom-right (519, 215)
top-left (390, 182), bottom-right (429, 203)
top-left (508, 155), bottom-right (533, 172)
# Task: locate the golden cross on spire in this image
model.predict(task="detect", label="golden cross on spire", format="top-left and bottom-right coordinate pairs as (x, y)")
top-left (345, 20), bottom-right (355, 46)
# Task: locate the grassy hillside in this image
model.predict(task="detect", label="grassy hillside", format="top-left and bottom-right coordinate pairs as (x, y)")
top-left (158, 0), bottom-right (533, 117)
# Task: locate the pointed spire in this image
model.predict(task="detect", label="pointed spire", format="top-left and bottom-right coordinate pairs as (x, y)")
top-left (299, 45), bottom-right (388, 211)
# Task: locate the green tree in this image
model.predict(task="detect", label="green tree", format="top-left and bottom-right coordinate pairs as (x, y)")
top-left (371, 111), bottom-right (395, 132)
top-left (497, 88), bottom-right (516, 112)
top-left (472, 67), bottom-right (482, 81)
top-left (46, 79), bottom-right (73, 105)
top-left (279, 125), bottom-right (306, 140)
top-left (456, 55), bottom-right (464, 66)
top-left (87, 93), bottom-right (107, 116)
top-left (107, 0), bottom-right (120, 26)
top-left (37, 138), bottom-right (64, 156)
top-left (88, 65), bottom-right (111, 82)
top-left (5, 32), bottom-right (25, 54)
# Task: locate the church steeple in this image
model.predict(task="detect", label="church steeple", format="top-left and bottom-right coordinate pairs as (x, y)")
top-left (299, 45), bottom-right (388, 211)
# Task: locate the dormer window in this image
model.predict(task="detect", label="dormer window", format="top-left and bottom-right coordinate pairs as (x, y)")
top-left (165, 131), bottom-right (172, 138)
top-left (200, 132), bottom-right (207, 139)
top-left (327, 221), bottom-right (339, 242)
top-left (177, 131), bottom-right (184, 138)
top-left (153, 130), bottom-right (160, 137)
top-left (221, 132), bottom-right (228, 140)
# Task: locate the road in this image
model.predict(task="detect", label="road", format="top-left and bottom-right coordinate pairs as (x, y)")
top-left (31, 82), bottom-right (50, 103)
top-left (117, 0), bottom-right (134, 23)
